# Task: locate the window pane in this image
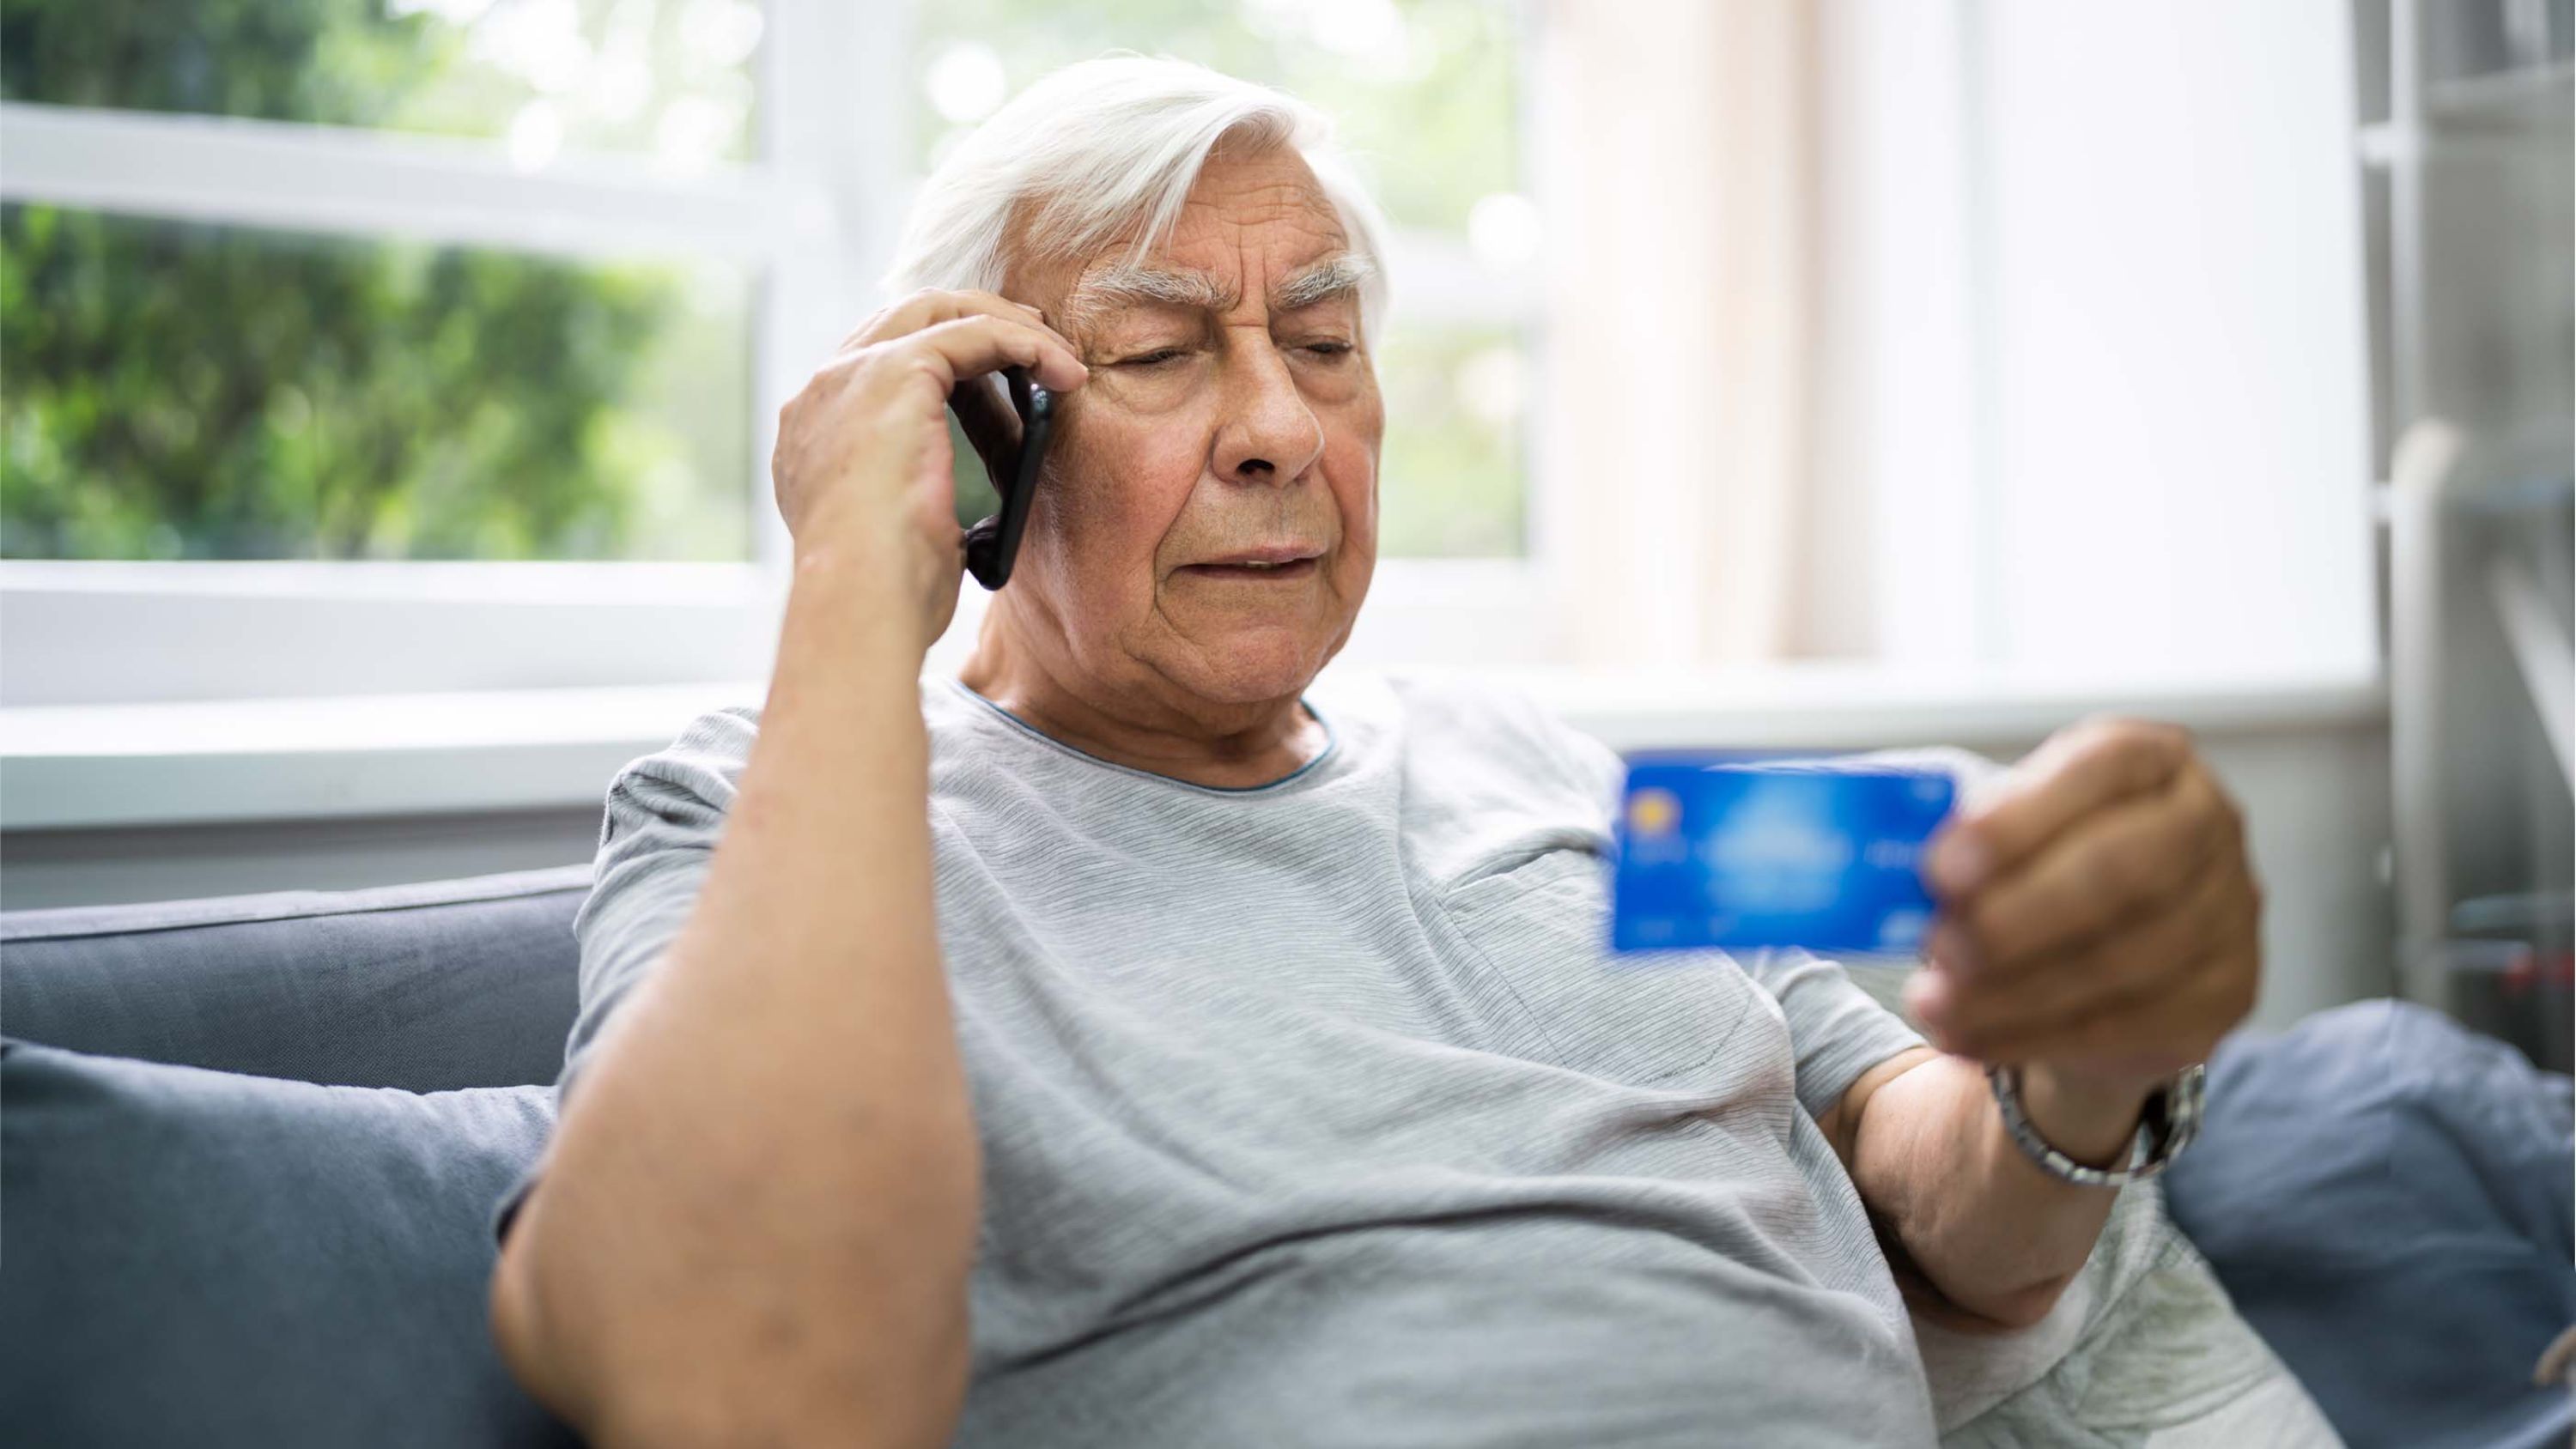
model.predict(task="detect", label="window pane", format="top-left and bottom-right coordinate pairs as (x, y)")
top-left (0, 204), bottom-right (752, 561)
top-left (908, 0), bottom-right (1531, 558)
top-left (0, 0), bottom-right (761, 168)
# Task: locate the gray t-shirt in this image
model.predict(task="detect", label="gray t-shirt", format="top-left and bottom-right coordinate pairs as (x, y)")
top-left (523, 669), bottom-right (1948, 1446)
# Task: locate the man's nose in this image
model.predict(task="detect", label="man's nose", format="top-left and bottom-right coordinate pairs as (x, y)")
top-left (1212, 342), bottom-right (1326, 487)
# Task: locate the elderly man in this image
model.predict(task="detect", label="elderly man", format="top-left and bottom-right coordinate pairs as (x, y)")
top-left (489, 58), bottom-right (2280, 1448)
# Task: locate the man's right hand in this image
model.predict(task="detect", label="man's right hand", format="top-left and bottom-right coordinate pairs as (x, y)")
top-left (770, 288), bottom-right (1088, 651)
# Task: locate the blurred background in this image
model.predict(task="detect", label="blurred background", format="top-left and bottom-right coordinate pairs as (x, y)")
top-left (0, 0), bottom-right (2567, 1062)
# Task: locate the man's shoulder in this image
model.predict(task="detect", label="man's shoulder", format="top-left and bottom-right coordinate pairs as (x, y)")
top-left (590, 700), bottom-right (763, 828)
top-left (626, 700), bottom-right (764, 780)
top-left (600, 679), bottom-right (1002, 828)
top-left (1378, 668), bottom-right (1563, 742)
top-left (672, 700), bottom-right (765, 749)
top-left (1321, 665), bottom-right (1540, 745)
top-left (1349, 668), bottom-right (1623, 805)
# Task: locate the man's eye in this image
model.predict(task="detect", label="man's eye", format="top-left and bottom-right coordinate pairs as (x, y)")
top-left (1299, 341), bottom-right (1355, 360)
top-left (1119, 348), bottom-right (1188, 367)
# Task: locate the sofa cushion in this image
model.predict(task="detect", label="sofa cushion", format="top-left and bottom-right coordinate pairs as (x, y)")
top-left (0, 1039), bottom-right (574, 1448)
top-left (0, 864), bottom-right (589, 1090)
top-left (2163, 999), bottom-right (2576, 1449)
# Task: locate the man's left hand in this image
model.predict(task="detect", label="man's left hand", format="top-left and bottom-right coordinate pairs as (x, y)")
top-left (1902, 717), bottom-right (2263, 1094)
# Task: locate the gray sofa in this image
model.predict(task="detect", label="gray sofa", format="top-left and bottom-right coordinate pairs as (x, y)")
top-left (2, 864), bottom-right (2567, 1448)
top-left (1, 865), bottom-right (592, 1448)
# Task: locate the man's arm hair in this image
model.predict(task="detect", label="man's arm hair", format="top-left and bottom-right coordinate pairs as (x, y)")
top-left (489, 538), bottom-right (980, 1449)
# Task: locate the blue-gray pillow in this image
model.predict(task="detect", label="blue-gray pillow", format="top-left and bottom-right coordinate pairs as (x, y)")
top-left (0, 1040), bottom-right (577, 1448)
top-left (2163, 999), bottom-right (2575, 1449)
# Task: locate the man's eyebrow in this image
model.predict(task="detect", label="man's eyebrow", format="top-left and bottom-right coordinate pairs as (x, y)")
top-left (1272, 252), bottom-right (1374, 312)
top-left (1060, 251), bottom-right (1374, 328)
top-left (1062, 264), bottom-right (1237, 324)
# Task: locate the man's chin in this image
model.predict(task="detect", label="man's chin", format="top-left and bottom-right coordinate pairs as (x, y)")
top-left (1153, 622), bottom-right (1340, 706)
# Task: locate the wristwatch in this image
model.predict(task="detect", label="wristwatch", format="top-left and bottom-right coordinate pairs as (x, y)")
top-left (1985, 1061), bottom-right (2207, 1188)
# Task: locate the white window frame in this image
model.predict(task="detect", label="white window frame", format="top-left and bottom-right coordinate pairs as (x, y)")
top-left (0, 0), bottom-right (1563, 708)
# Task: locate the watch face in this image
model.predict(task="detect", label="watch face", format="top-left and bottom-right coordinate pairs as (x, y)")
top-left (2163, 1063), bottom-right (2208, 1152)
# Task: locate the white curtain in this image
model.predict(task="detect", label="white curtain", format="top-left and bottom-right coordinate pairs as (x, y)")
top-left (1537, 0), bottom-right (1818, 669)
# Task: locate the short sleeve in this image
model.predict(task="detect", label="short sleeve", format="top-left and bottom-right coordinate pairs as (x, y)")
top-left (1528, 706), bottom-right (2012, 1121)
top-left (1752, 744), bottom-right (2010, 1115)
top-left (1737, 949), bottom-right (1928, 1120)
top-left (557, 705), bottom-right (760, 1100)
top-left (491, 704), bottom-right (761, 1244)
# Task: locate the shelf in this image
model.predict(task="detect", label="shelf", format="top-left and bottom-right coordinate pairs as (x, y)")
top-left (2424, 58), bottom-right (2575, 130)
top-left (2355, 58), bottom-right (2572, 167)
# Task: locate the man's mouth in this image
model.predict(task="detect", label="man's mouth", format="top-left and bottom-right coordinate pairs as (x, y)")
top-left (1179, 545), bottom-right (1324, 581)
top-left (1179, 557), bottom-right (1320, 581)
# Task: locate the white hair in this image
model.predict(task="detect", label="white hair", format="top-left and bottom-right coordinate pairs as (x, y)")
top-left (884, 55), bottom-right (1394, 342)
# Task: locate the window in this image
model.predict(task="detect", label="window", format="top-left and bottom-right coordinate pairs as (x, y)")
top-left (1, 0), bottom-right (767, 161)
top-left (0, 0), bottom-right (851, 706)
top-left (3, 205), bottom-right (754, 563)
top-left (1, 0), bottom-right (1551, 709)
top-left (3, 0), bottom-right (767, 568)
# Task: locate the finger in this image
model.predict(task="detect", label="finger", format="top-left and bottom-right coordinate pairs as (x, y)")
top-left (841, 288), bottom-right (1070, 358)
top-left (1924, 718), bottom-right (2194, 898)
top-left (872, 313), bottom-right (1089, 397)
top-left (1941, 764), bottom-right (2236, 974)
top-left (1914, 846), bottom-right (2245, 1057)
top-left (1940, 886), bottom-right (2258, 1069)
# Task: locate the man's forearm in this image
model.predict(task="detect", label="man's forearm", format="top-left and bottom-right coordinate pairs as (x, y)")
top-left (1845, 1051), bottom-right (2149, 1331)
top-left (495, 535), bottom-right (979, 1447)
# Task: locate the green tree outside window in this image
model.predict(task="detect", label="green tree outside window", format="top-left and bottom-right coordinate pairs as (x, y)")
top-left (1, 0), bottom-right (755, 561)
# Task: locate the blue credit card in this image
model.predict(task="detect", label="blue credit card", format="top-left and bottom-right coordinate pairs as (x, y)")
top-left (1611, 756), bottom-right (1956, 957)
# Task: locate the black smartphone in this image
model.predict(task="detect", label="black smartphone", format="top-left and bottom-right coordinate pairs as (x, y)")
top-left (957, 366), bottom-right (1055, 591)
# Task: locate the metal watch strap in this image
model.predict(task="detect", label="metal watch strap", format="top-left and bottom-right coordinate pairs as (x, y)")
top-left (1985, 1061), bottom-right (2207, 1188)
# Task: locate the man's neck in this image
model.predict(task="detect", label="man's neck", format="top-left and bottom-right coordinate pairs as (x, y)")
top-left (953, 609), bottom-right (1327, 791)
